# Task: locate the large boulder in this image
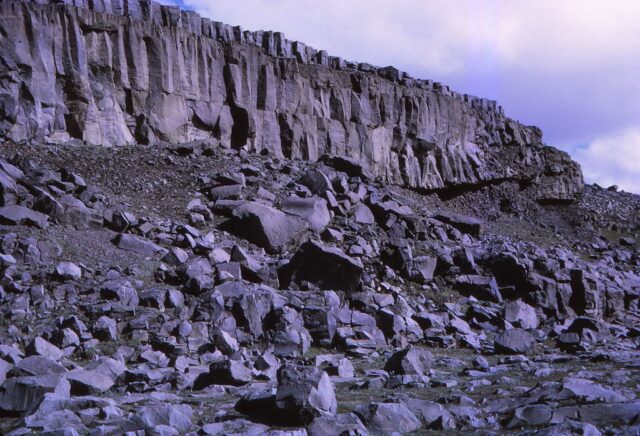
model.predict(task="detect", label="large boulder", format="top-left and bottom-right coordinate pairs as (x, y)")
top-left (281, 196), bottom-right (331, 232)
top-left (0, 375), bottom-right (71, 415)
top-left (354, 402), bottom-right (422, 434)
top-left (134, 403), bottom-right (193, 433)
top-left (384, 347), bottom-right (433, 376)
top-left (433, 211), bottom-right (483, 237)
top-left (279, 240), bottom-right (363, 292)
top-left (113, 233), bottom-right (166, 256)
top-left (222, 202), bottom-right (308, 254)
top-left (308, 413), bottom-right (368, 436)
top-left (454, 275), bottom-right (503, 303)
top-left (504, 300), bottom-right (539, 329)
top-left (494, 328), bottom-right (536, 354)
top-left (0, 205), bottom-right (49, 228)
top-left (275, 364), bottom-right (337, 425)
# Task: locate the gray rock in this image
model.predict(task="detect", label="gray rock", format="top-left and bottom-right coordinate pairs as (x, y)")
top-left (504, 300), bottom-right (539, 329)
top-left (494, 328), bottom-right (536, 354)
top-left (281, 196), bottom-right (331, 232)
top-left (433, 211), bottom-right (483, 237)
top-left (384, 347), bottom-right (433, 376)
top-left (279, 240), bottom-right (363, 292)
top-left (352, 203), bottom-right (375, 225)
top-left (135, 403), bottom-right (193, 433)
top-left (275, 364), bottom-right (337, 425)
top-left (93, 316), bottom-right (119, 341)
top-left (113, 233), bottom-right (166, 256)
top-left (308, 413), bottom-right (368, 436)
top-left (222, 202), bottom-right (308, 254)
top-left (163, 247), bottom-right (189, 266)
top-left (15, 356), bottom-right (65, 376)
top-left (0, 359), bottom-right (12, 386)
top-left (64, 369), bottom-right (114, 395)
top-left (54, 262), bottom-right (82, 280)
top-left (0, 205), bottom-right (49, 228)
top-left (354, 402), bottom-right (422, 434)
top-left (26, 337), bottom-right (63, 362)
top-left (202, 419), bottom-right (270, 435)
top-left (100, 280), bottom-right (139, 307)
top-left (196, 359), bottom-right (253, 387)
top-left (454, 275), bottom-right (503, 303)
top-left (298, 169), bottom-right (332, 196)
top-left (0, 374), bottom-right (71, 414)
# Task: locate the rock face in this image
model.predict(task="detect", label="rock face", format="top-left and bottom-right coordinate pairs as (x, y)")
top-left (0, 0), bottom-right (582, 201)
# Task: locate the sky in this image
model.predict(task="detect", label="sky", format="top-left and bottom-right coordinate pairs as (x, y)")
top-left (161, 0), bottom-right (640, 193)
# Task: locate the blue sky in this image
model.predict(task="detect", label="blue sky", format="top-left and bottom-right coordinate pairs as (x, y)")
top-left (161, 0), bottom-right (640, 193)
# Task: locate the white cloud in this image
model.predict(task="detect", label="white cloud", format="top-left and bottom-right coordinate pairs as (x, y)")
top-left (164, 0), bottom-right (640, 192)
top-left (574, 128), bottom-right (640, 193)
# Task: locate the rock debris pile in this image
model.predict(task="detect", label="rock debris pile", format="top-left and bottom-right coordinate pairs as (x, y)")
top-left (0, 0), bottom-right (638, 434)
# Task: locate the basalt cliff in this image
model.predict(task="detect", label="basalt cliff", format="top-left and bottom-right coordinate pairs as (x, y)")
top-left (0, 0), bottom-right (581, 201)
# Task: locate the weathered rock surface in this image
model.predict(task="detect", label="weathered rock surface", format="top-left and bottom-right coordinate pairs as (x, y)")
top-left (0, 1), bottom-right (639, 435)
top-left (275, 364), bottom-right (337, 425)
top-left (0, 0), bottom-right (582, 202)
top-left (222, 202), bottom-right (308, 254)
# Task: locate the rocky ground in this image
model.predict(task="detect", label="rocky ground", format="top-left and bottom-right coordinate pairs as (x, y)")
top-left (0, 139), bottom-right (638, 435)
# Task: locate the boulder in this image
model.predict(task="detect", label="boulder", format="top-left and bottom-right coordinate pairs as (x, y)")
top-left (135, 403), bottom-right (193, 433)
top-left (113, 233), bottom-right (166, 256)
top-left (298, 169), bottom-right (332, 196)
top-left (54, 262), bottom-right (82, 280)
top-left (504, 300), bottom-right (539, 329)
top-left (454, 275), bottom-right (503, 303)
top-left (308, 413), bottom-right (368, 436)
top-left (0, 374), bottom-right (71, 415)
top-left (279, 240), bottom-right (363, 292)
top-left (281, 196), bottom-right (331, 232)
top-left (384, 347), bottom-right (433, 376)
top-left (275, 364), bottom-right (337, 425)
top-left (354, 402), bottom-right (421, 434)
top-left (0, 205), bottom-right (49, 228)
top-left (222, 202), bottom-right (308, 254)
top-left (351, 203), bottom-right (375, 225)
top-left (26, 337), bottom-right (63, 361)
top-left (433, 211), bottom-right (483, 237)
top-left (196, 360), bottom-right (252, 388)
top-left (64, 369), bottom-right (114, 395)
top-left (494, 328), bottom-right (536, 354)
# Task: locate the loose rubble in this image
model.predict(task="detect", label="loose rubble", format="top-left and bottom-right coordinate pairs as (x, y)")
top-left (0, 1), bottom-right (638, 435)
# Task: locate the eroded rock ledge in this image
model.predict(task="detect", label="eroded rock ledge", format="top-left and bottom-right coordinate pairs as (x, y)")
top-left (0, 0), bottom-right (582, 201)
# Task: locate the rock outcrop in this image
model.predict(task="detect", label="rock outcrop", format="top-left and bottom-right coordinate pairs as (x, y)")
top-left (0, 0), bottom-right (582, 201)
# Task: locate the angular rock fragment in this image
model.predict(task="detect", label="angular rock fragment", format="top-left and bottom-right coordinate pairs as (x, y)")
top-left (135, 403), bottom-right (193, 433)
top-left (308, 413), bottom-right (368, 435)
top-left (279, 240), bottom-right (363, 292)
top-left (281, 196), bottom-right (331, 232)
top-left (113, 233), bottom-right (166, 256)
top-left (0, 374), bottom-right (70, 415)
top-left (354, 402), bottom-right (422, 434)
top-left (504, 300), bottom-right (538, 329)
top-left (222, 202), bottom-right (308, 254)
top-left (433, 211), bottom-right (483, 237)
top-left (0, 205), bottom-right (49, 228)
top-left (494, 328), bottom-right (536, 354)
top-left (54, 262), bottom-right (82, 280)
top-left (454, 275), bottom-right (503, 303)
top-left (64, 369), bottom-right (114, 395)
top-left (275, 364), bottom-right (337, 425)
top-left (384, 347), bottom-right (433, 376)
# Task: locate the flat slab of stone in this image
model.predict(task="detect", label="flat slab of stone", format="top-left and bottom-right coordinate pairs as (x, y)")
top-left (0, 205), bottom-right (49, 228)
